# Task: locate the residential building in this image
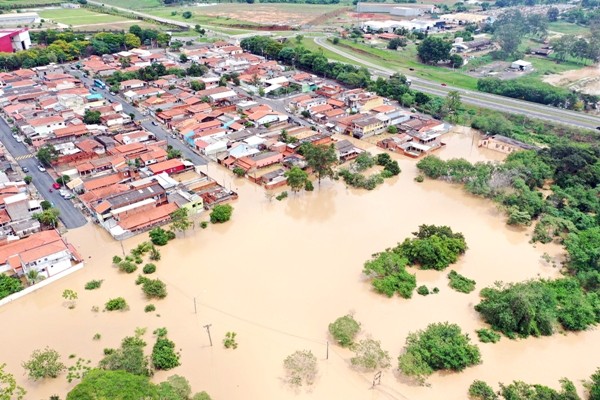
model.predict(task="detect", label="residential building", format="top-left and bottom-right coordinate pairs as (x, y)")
top-left (479, 135), bottom-right (539, 154)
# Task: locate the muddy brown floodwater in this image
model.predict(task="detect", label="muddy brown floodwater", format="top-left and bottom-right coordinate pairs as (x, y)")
top-left (1, 129), bottom-right (598, 400)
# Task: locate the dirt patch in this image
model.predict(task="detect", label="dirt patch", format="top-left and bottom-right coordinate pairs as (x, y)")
top-left (465, 60), bottom-right (533, 80)
top-left (543, 65), bottom-right (600, 96)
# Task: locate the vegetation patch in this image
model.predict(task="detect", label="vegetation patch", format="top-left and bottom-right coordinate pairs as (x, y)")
top-left (210, 204), bottom-right (233, 223)
top-left (363, 250), bottom-right (416, 298)
top-left (84, 280), bottom-right (103, 290)
top-left (328, 315), bottom-right (360, 348)
top-left (447, 270), bottom-right (476, 293)
top-left (476, 328), bottom-right (501, 344)
top-left (105, 297), bottom-right (128, 311)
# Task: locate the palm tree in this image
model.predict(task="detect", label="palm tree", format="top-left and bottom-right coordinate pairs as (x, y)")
top-left (25, 269), bottom-right (45, 286)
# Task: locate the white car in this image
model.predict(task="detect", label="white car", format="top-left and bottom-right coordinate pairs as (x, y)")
top-left (15, 137), bottom-right (22, 143)
top-left (37, 165), bottom-right (46, 172)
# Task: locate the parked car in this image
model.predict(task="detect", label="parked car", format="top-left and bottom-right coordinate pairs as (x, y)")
top-left (37, 165), bottom-right (46, 172)
top-left (152, 121), bottom-right (158, 126)
top-left (22, 167), bottom-right (29, 173)
top-left (52, 182), bottom-right (61, 189)
top-left (15, 137), bottom-right (22, 143)
top-left (441, 83), bottom-right (447, 86)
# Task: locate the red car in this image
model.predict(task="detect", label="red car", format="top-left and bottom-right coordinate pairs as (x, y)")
top-left (52, 183), bottom-right (61, 189)
top-left (441, 83), bottom-right (447, 87)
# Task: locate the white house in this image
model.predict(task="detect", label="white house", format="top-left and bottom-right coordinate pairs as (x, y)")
top-left (27, 115), bottom-right (65, 137)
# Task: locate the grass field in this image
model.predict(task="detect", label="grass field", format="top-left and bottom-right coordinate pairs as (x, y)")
top-left (0, 0), bottom-right (58, 6)
top-left (332, 39), bottom-right (480, 89)
top-left (91, 0), bottom-right (163, 9)
top-left (548, 21), bottom-right (590, 36)
top-left (39, 8), bottom-right (132, 25)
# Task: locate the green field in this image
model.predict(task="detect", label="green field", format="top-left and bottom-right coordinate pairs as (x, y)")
top-left (92, 0), bottom-right (162, 9)
top-left (299, 37), bottom-right (356, 64)
top-left (0, 0), bottom-right (59, 6)
top-left (39, 8), bottom-right (132, 25)
top-left (548, 21), bottom-right (590, 36)
top-left (330, 39), bottom-right (480, 89)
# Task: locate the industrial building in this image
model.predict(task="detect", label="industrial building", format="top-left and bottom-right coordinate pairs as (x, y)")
top-left (356, 2), bottom-right (436, 14)
top-left (0, 28), bottom-right (31, 53)
top-left (0, 12), bottom-right (40, 27)
top-left (362, 19), bottom-right (437, 33)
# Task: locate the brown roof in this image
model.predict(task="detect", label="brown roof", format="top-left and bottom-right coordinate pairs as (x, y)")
top-left (0, 230), bottom-right (68, 265)
top-left (118, 203), bottom-right (178, 230)
top-left (83, 174), bottom-right (123, 191)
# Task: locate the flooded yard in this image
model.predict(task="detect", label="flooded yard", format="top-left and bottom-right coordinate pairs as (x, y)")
top-left (1, 130), bottom-right (598, 399)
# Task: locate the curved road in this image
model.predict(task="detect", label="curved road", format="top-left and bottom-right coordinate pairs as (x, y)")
top-left (314, 37), bottom-right (600, 130)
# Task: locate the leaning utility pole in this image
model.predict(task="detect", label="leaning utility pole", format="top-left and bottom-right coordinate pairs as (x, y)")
top-left (203, 324), bottom-right (213, 347)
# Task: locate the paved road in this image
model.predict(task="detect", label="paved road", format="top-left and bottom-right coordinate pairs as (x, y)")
top-left (314, 37), bottom-right (600, 131)
top-left (0, 119), bottom-right (88, 229)
top-left (68, 69), bottom-right (208, 166)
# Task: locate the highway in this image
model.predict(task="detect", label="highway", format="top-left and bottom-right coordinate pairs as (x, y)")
top-left (0, 118), bottom-right (88, 229)
top-left (314, 37), bottom-right (600, 131)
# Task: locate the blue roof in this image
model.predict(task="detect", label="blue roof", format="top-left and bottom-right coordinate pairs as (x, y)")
top-left (87, 93), bottom-right (103, 100)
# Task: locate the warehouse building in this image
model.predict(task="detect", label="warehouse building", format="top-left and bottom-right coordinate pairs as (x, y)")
top-left (0, 12), bottom-right (40, 27)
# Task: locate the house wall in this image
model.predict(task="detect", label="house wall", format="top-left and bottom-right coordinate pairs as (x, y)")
top-left (24, 249), bottom-right (73, 278)
top-left (479, 138), bottom-right (521, 154)
top-left (32, 121), bottom-right (65, 136)
top-left (254, 153), bottom-right (283, 168)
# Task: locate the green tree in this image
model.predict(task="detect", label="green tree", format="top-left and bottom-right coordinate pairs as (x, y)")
top-left (210, 204), bottom-right (233, 223)
top-left (363, 250), bottom-right (416, 298)
top-left (152, 337), bottom-right (180, 370)
top-left (328, 315), bottom-right (361, 347)
top-left (0, 363), bottom-right (26, 400)
top-left (0, 274), bottom-right (24, 300)
top-left (182, 11), bottom-right (192, 19)
top-left (398, 322), bottom-right (481, 384)
top-left (22, 347), bottom-right (66, 380)
top-left (99, 336), bottom-right (151, 376)
top-left (449, 54), bottom-right (463, 68)
top-left (67, 369), bottom-right (158, 400)
top-left (547, 7), bottom-right (559, 22)
top-left (350, 339), bottom-right (391, 370)
top-left (300, 143), bottom-right (337, 184)
top-left (157, 375), bottom-right (193, 399)
top-left (56, 175), bottom-right (71, 185)
top-left (149, 227), bottom-right (171, 246)
top-left (284, 166), bottom-right (309, 192)
top-left (396, 225), bottom-right (467, 270)
top-left (33, 208), bottom-right (60, 228)
top-left (124, 33), bottom-right (141, 49)
top-left (232, 166), bottom-right (245, 177)
top-left (417, 36), bottom-right (452, 64)
top-left (283, 350), bottom-right (317, 387)
top-left (190, 80), bottom-right (205, 91)
top-left (23, 175), bottom-right (32, 184)
top-left (129, 25), bottom-right (142, 39)
top-left (170, 207), bottom-right (192, 234)
top-left (25, 269), bottom-right (45, 286)
top-left (37, 144), bottom-right (59, 167)
top-left (468, 380), bottom-right (498, 400)
top-left (447, 270), bottom-right (476, 293)
top-left (493, 10), bottom-right (528, 57)
top-left (588, 368), bottom-right (600, 400)
top-left (142, 278), bottom-right (167, 299)
top-left (83, 110), bottom-right (101, 124)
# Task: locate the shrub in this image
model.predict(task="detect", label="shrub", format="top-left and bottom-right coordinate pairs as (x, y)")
top-left (396, 224), bottom-right (467, 270)
top-left (304, 180), bottom-right (314, 191)
top-left (210, 204), bottom-right (233, 223)
top-left (200, 221), bottom-right (208, 229)
top-left (363, 251), bottom-right (416, 298)
top-left (22, 347), bottom-right (66, 380)
top-left (112, 255), bottom-right (122, 264)
top-left (153, 327), bottom-right (168, 338)
top-left (145, 304), bottom-right (156, 313)
top-left (223, 332), bottom-right (238, 349)
top-left (84, 280), bottom-right (103, 290)
top-left (142, 278), bottom-right (167, 299)
top-left (476, 328), bottom-right (501, 344)
top-left (149, 246), bottom-right (161, 261)
top-left (283, 350), bottom-right (317, 387)
top-left (468, 380), bottom-right (498, 400)
top-left (447, 270), bottom-right (476, 293)
top-left (276, 191), bottom-right (288, 201)
top-left (135, 275), bottom-right (150, 286)
top-left (432, 287), bottom-right (439, 294)
top-left (415, 175), bottom-right (424, 182)
top-left (93, 333), bottom-right (101, 340)
top-left (149, 227), bottom-right (171, 246)
top-left (105, 297), bottom-right (128, 311)
top-left (118, 261), bottom-right (137, 274)
top-left (350, 339), bottom-right (391, 370)
top-left (143, 264), bottom-right (156, 274)
top-left (416, 285), bottom-right (429, 296)
top-left (232, 166), bottom-right (245, 177)
top-left (151, 337), bottom-right (180, 370)
top-left (328, 315), bottom-right (360, 348)
top-left (99, 335), bottom-right (150, 377)
top-left (398, 322), bottom-right (481, 385)
top-left (134, 256), bottom-right (143, 265)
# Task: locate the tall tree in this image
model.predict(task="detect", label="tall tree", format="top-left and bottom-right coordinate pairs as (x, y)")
top-left (300, 143), bottom-right (338, 184)
top-left (37, 144), bottom-right (59, 167)
top-left (417, 36), bottom-right (452, 64)
top-left (170, 208), bottom-right (192, 235)
top-left (284, 167), bottom-right (309, 192)
top-left (493, 10), bottom-right (528, 56)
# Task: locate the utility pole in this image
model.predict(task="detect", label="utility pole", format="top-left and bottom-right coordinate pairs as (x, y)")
top-left (326, 341), bottom-right (329, 360)
top-left (193, 297), bottom-right (197, 314)
top-left (203, 324), bottom-right (213, 346)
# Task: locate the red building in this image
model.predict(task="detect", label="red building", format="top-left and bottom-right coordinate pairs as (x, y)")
top-left (148, 159), bottom-right (186, 175)
top-left (0, 28), bottom-right (31, 53)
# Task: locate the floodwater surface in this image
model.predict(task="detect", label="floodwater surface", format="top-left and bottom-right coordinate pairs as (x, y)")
top-left (1, 130), bottom-right (598, 400)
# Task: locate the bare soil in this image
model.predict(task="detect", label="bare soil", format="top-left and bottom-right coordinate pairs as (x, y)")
top-left (543, 64), bottom-right (600, 96)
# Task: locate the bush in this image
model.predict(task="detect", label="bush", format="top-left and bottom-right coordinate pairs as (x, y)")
top-left (223, 332), bottom-right (238, 349)
top-left (200, 221), bottom-right (208, 229)
top-left (84, 280), bottom-right (103, 290)
top-left (304, 180), bottom-right (314, 191)
top-left (135, 275), bottom-right (150, 286)
top-left (210, 204), bottom-right (233, 223)
top-left (118, 261), bottom-right (137, 274)
top-left (142, 278), bottom-right (167, 299)
top-left (0, 274), bottom-right (23, 299)
top-left (398, 322), bottom-right (481, 385)
top-left (143, 264), bottom-right (156, 274)
top-left (22, 347), bottom-right (66, 380)
top-left (328, 315), bottom-right (361, 348)
top-left (363, 250), bottom-right (416, 298)
top-left (276, 191), bottom-right (288, 201)
top-left (105, 297), bottom-right (128, 311)
top-left (476, 328), bottom-right (501, 344)
top-left (415, 175), bottom-right (424, 183)
top-left (396, 225), bottom-right (467, 270)
top-left (283, 350), bottom-right (317, 387)
top-left (149, 227), bottom-right (171, 246)
top-left (232, 166), bottom-right (245, 177)
top-left (152, 337), bottom-right (180, 370)
top-left (144, 304), bottom-right (156, 313)
top-left (416, 285), bottom-right (429, 296)
top-left (447, 270), bottom-right (476, 293)
top-left (112, 255), bottom-right (122, 264)
top-left (350, 339), bottom-right (391, 370)
top-left (468, 380), bottom-right (498, 400)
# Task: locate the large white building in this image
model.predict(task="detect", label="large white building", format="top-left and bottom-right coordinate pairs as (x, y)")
top-left (0, 12), bottom-right (40, 27)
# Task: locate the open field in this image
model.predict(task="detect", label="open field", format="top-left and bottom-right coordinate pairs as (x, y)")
top-left (0, 0), bottom-right (59, 6)
top-left (91, 0), bottom-right (162, 9)
top-left (543, 64), bottom-right (600, 95)
top-left (299, 37), bottom-right (357, 64)
top-left (39, 8), bottom-right (134, 25)
top-left (548, 21), bottom-right (590, 36)
top-left (145, 3), bottom-right (347, 28)
top-left (332, 39), bottom-right (480, 89)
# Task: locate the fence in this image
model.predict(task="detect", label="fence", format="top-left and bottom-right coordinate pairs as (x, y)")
top-left (0, 262), bottom-right (84, 307)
